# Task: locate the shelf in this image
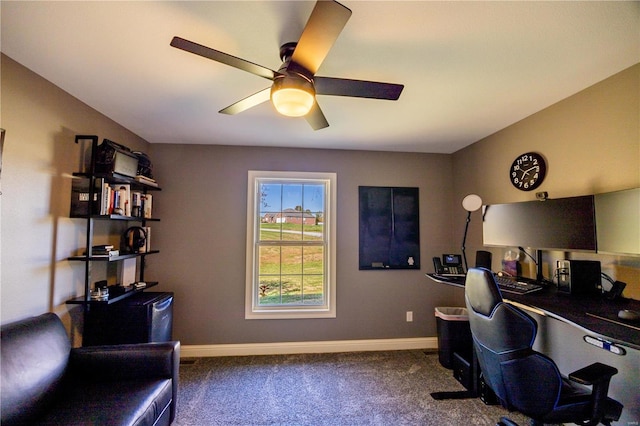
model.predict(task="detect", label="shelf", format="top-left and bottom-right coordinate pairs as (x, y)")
top-left (68, 135), bottom-right (162, 317)
top-left (70, 213), bottom-right (160, 221)
top-left (66, 282), bottom-right (158, 305)
top-left (72, 171), bottom-right (161, 191)
top-left (69, 250), bottom-right (159, 262)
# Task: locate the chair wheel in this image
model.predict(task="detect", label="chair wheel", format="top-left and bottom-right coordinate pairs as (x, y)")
top-left (497, 417), bottom-right (519, 426)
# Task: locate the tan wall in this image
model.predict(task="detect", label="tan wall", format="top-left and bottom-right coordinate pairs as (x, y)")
top-left (452, 63), bottom-right (640, 298)
top-left (0, 55), bottom-right (150, 337)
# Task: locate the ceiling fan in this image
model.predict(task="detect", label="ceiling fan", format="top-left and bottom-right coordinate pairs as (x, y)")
top-left (170, 0), bottom-right (404, 130)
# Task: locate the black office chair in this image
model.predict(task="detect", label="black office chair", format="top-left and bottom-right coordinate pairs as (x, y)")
top-left (464, 267), bottom-right (623, 426)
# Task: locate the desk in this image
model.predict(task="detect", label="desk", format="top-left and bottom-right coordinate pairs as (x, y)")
top-left (426, 273), bottom-right (640, 350)
top-left (426, 273), bottom-right (640, 424)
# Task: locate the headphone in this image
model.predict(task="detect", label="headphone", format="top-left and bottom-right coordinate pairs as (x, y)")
top-left (122, 226), bottom-right (147, 253)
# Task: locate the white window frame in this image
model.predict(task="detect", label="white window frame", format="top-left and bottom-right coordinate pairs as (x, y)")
top-left (245, 171), bottom-right (337, 319)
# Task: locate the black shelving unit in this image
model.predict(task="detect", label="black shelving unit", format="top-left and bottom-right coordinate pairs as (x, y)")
top-left (66, 135), bottom-right (162, 333)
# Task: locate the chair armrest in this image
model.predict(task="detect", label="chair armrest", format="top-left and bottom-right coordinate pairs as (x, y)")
top-left (70, 341), bottom-right (180, 382)
top-left (569, 362), bottom-right (617, 386)
top-left (569, 362), bottom-right (618, 425)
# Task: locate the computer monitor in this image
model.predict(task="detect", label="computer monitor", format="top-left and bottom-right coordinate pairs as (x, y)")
top-left (482, 195), bottom-right (596, 251)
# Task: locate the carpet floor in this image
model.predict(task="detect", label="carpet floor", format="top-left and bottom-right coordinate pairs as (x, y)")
top-left (174, 350), bottom-right (530, 426)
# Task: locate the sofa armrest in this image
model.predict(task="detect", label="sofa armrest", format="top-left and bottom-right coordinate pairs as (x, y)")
top-left (70, 341), bottom-right (180, 382)
top-left (70, 341), bottom-right (180, 423)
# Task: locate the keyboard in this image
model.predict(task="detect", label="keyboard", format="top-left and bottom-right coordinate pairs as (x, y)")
top-left (495, 276), bottom-right (544, 295)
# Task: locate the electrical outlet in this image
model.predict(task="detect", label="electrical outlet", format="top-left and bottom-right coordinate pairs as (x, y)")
top-left (406, 311), bottom-right (413, 322)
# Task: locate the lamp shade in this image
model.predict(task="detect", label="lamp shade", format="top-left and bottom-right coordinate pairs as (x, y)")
top-left (462, 194), bottom-right (482, 212)
top-left (271, 75), bottom-right (315, 117)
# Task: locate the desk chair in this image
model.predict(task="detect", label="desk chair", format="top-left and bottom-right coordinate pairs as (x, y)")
top-left (464, 267), bottom-right (623, 426)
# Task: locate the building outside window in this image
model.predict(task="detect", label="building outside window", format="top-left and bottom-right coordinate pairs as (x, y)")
top-left (246, 171), bottom-right (337, 319)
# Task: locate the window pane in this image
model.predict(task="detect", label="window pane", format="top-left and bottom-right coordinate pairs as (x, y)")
top-left (281, 246), bottom-right (302, 274)
top-left (303, 246), bottom-right (323, 274)
top-left (259, 279), bottom-right (281, 305)
top-left (303, 184), bottom-right (324, 212)
top-left (282, 184), bottom-right (303, 211)
top-left (281, 276), bottom-right (302, 304)
top-left (303, 275), bottom-right (324, 305)
top-left (259, 246), bottom-right (280, 275)
top-left (260, 183), bottom-right (282, 212)
top-left (281, 216), bottom-right (302, 241)
top-left (302, 218), bottom-right (322, 241)
top-left (260, 221), bottom-right (281, 240)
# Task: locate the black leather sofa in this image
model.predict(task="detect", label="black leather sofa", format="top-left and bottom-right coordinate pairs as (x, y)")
top-left (1, 312), bottom-right (180, 425)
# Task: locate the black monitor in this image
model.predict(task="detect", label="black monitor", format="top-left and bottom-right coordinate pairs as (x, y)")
top-left (482, 195), bottom-right (596, 252)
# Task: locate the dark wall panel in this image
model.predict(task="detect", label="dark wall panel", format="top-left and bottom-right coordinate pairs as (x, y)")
top-left (359, 187), bottom-right (420, 269)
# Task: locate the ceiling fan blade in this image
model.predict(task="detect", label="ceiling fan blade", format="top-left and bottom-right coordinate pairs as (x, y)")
top-left (171, 36), bottom-right (278, 81)
top-left (219, 88), bottom-right (272, 115)
top-left (305, 101), bottom-right (329, 130)
top-left (289, 0), bottom-right (352, 76)
top-left (315, 77), bottom-right (404, 100)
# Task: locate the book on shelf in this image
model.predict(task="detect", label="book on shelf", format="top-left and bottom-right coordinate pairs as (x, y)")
top-left (131, 191), bottom-right (143, 217)
top-left (142, 193), bottom-right (153, 218)
top-left (83, 246), bottom-right (119, 257)
top-left (71, 178), bottom-right (152, 218)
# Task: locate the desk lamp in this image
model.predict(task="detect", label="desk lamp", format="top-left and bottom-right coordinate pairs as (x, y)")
top-left (461, 194), bottom-right (483, 272)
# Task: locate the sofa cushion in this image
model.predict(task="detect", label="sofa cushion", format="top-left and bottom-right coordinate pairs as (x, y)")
top-left (37, 379), bottom-right (173, 426)
top-left (1, 313), bottom-right (71, 425)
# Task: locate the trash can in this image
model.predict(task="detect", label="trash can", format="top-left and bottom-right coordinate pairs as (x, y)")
top-left (435, 307), bottom-right (472, 369)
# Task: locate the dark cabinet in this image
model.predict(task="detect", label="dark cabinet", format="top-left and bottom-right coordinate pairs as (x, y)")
top-left (83, 292), bottom-right (174, 346)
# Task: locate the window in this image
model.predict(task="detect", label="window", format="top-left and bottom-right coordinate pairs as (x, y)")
top-left (246, 171), bottom-right (336, 319)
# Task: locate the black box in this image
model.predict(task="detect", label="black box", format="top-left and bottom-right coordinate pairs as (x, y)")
top-left (557, 259), bottom-right (601, 295)
top-left (94, 139), bottom-right (139, 178)
top-left (70, 178), bottom-right (103, 217)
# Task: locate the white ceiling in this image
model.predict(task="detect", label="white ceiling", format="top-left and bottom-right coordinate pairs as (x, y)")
top-left (2, 1), bottom-right (638, 153)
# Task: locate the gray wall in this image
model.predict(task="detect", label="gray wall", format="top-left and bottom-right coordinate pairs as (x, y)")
top-left (147, 144), bottom-right (463, 345)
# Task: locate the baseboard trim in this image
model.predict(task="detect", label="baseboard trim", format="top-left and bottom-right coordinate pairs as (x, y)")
top-left (181, 337), bottom-right (438, 358)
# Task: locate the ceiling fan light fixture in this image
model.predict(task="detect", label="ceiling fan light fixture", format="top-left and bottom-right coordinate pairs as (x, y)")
top-left (271, 75), bottom-right (315, 117)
